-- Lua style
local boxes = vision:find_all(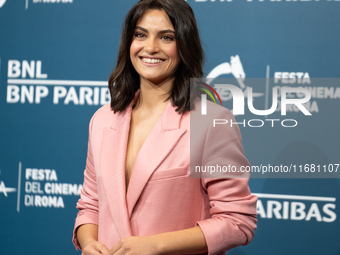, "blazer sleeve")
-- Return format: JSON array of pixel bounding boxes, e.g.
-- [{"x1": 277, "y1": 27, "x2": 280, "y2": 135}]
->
[
  {"x1": 72, "y1": 115, "x2": 99, "y2": 250},
  {"x1": 196, "y1": 107, "x2": 258, "y2": 255}
]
